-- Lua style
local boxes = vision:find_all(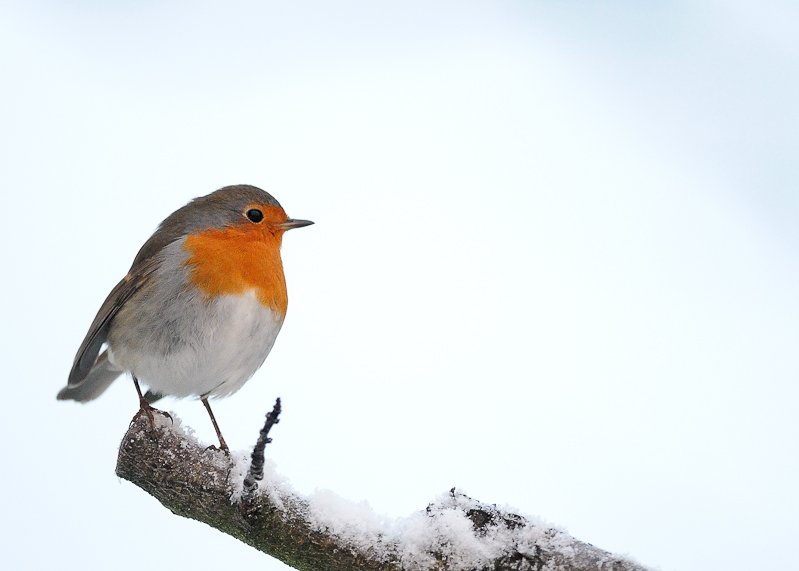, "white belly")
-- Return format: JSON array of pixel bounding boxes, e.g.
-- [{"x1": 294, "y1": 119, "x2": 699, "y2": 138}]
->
[{"x1": 108, "y1": 290, "x2": 284, "y2": 399}]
